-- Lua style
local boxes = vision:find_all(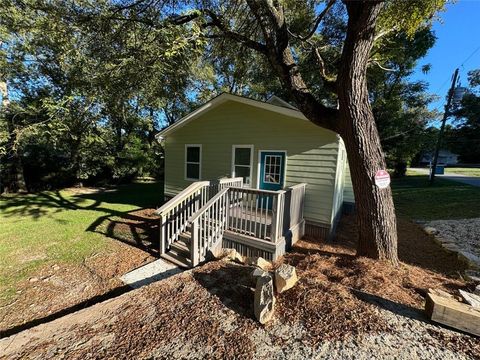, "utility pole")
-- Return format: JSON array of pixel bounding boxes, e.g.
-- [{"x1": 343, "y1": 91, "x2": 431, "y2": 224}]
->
[{"x1": 430, "y1": 68, "x2": 459, "y2": 185}]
